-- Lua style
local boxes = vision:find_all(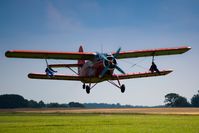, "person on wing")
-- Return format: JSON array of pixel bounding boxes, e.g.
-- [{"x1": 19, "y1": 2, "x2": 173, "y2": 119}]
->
[
  {"x1": 149, "y1": 61, "x2": 160, "y2": 74},
  {"x1": 45, "y1": 67, "x2": 57, "y2": 77}
]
